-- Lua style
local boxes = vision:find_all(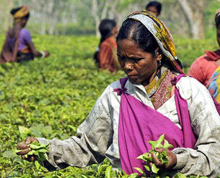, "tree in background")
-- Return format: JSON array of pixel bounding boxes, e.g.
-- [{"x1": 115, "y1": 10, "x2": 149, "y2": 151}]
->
[
  {"x1": 0, "y1": 0, "x2": 14, "y2": 32},
  {"x1": 177, "y1": 0, "x2": 204, "y2": 39},
  {"x1": 90, "y1": 0, "x2": 136, "y2": 37}
]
